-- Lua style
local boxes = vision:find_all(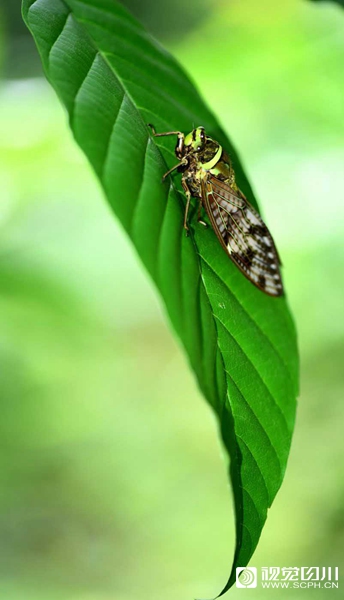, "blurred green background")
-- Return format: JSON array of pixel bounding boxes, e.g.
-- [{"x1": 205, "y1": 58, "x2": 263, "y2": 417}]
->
[{"x1": 0, "y1": 0, "x2": 343, "y2": 598}]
